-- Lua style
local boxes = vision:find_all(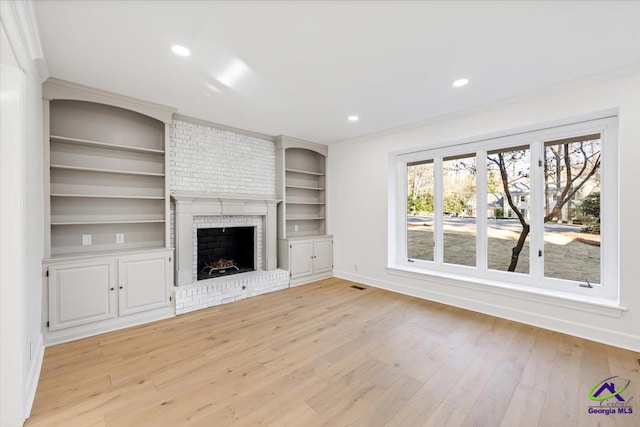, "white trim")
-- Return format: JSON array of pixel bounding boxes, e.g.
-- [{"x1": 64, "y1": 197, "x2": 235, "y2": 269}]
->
[
  {"x1": 24, "y1": 333, "x2": 43, "y2": 418},
  {"x1": 7, "y1": 0, "x2": 43, "y2": 60},
  {"x1": 385, "y1": 266, "x2": 624, "y2": 317},
  {"x1": 333, "y1": 270, "x2": 638, "y2": 352},
  {"x1": 0, "y1": 0, "x2": 49, "y2": 80},
  {"x1": 43, "y1": 306, "x2": 174, "y2": 346}
]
